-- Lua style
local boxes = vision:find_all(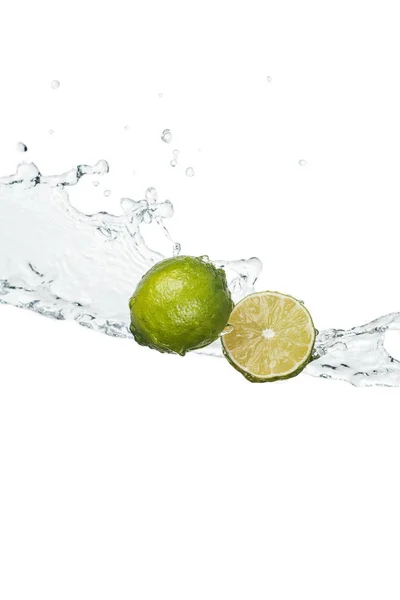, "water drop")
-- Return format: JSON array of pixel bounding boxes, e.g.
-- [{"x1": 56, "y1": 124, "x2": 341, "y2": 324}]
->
[
  {"x1": 220, "y1": 324, "x2": 234, "y2": 336},
  {"x1": 104, "y1": 189, "x2": 111, "y2": 197},
  {"x1": 161, "y1": 129, "x2": 172, "y2": 143},
  {"x1": 170, "y1": 159, "x2": 177, "y2": 167},
  {"x1": 15, "y1": 163, "x2": 40, "y2": 181},
  {"x1": 198, "y1": 148, "x2": 202, "y2": 153},
  {"x1": 158, "y1": 93, "x2": 163, "y2": 98},
  {"x1": 50, "y1": 80, "x2": 60, "y2": 90},
  {"x1": 186, "y1": 167, "x2": 194, "y2": 177},
  {"x1": 199, "y1": 255, "x2": 210, "y2": 263},
  {"x1": 94, "y1": 160, "x2": 109, "y2": 175},
  {"x1": 173, "y1": 242, "x2": 181, "y2": 256},
  {"x1": 16, "y1": 142, "x2": 27, "y2": 153},
  {"x1": 145, "y1": 187, "x2": 157, "y2": 203},
  {"x1": 266, "y1": 76, "x2": 272, "y2": 82},
  {"x1": 124, "y1": 125, "x2": 130, "y2": 131},
  {"x1": 49, "y1": 129, "x2": 54, "y2": 135},
  {"x1": 299, "y1": 159, "x2": 307, "y2": 166},
  {"x1": 120, "y1": 198, "x2": 135, "y2": 213},
  {"x1": 92, "y1": 181, "x2": 100, "y2": 187},
  {"x1": 173, "y1": 149, "x2": 179, "y2": 158},
  {"x1": 143, "y1": 211, "x2": 152, "y2": 224}
]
